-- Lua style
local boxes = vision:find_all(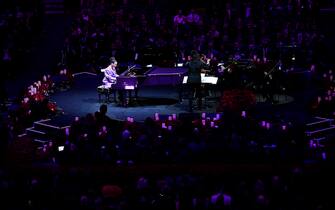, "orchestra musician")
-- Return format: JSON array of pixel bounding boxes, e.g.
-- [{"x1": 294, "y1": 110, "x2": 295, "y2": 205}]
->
[
  {"x1": 102, "y1": 57, "x2": 119, "y2": 88},
  {"x1": 184, "y1": 50, "x2": 210, "y2": 112}
]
